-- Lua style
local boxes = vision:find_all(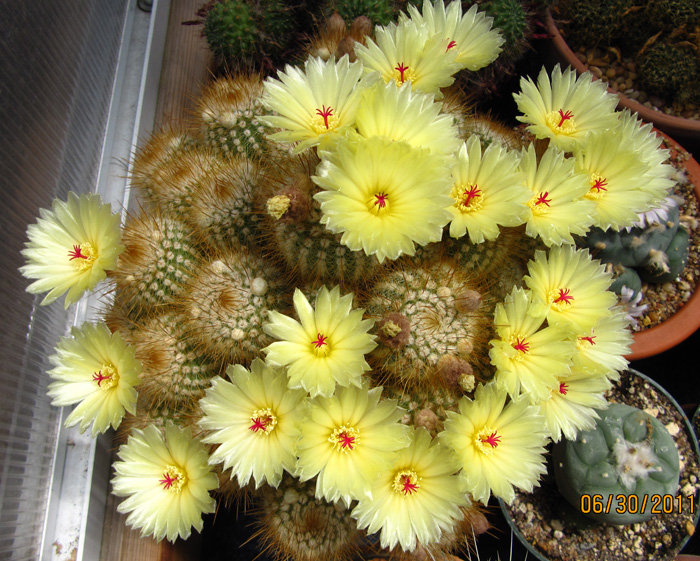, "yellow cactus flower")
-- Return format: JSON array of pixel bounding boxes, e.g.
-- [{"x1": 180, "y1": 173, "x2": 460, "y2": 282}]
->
[
  {"x1": 111, "y1": 424, "x2": 218, "y2": 542},
  {"x1": 489, "y1": 287, "x2": 575, "y2": 401},
  {"x1": 351, "y1": 427, "x2": 469, "y2": 551},
  {"x1": 313, "y1": 135, "x2": 452, "y2": 263},
  {"x1": 198, "y1": 359, "x2": 307, "y2": 488},
  {"x1": 519, "y1": 143, "x2": 595, "y2": 246},
  {"x1": 448, "y1": 135, "x2": 529, "y2": 242},
  {"x1": 296, "y1": 384, "x2": 411, "y2": 506},
  {"x1": 538, "y1": 368, "x2": 612, "y2": 442},
  {"x1": 355, "y1": 80, "x2": 461, "y2": 157},
  {"x1": 355, "y1": 19, "x2": 461, "y2": 97},
  {"x1": 47, "y1": 322, "x2": 140, "y2": 436},
  {"x1": 263, "y1": 286, "x2": 377, "y2": 397},
  {"x1": 513, "y1": 64, "x2": 619, "y2": 152},
  {"x1": 440, "y1": 382, "x2": 548, "y2": 504},
  {"x1": 260, "y1": 55, "x2": 368, "y2": 153},
  {"x1": 20, "y1": 192, "x2": 124, "y2": 307},
  {"x1": 524, "y1": 245, "x2": 617, "y2": 333},
  {"x1": 404, "y1": 0, "x2": 504, "y2": 71}
]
